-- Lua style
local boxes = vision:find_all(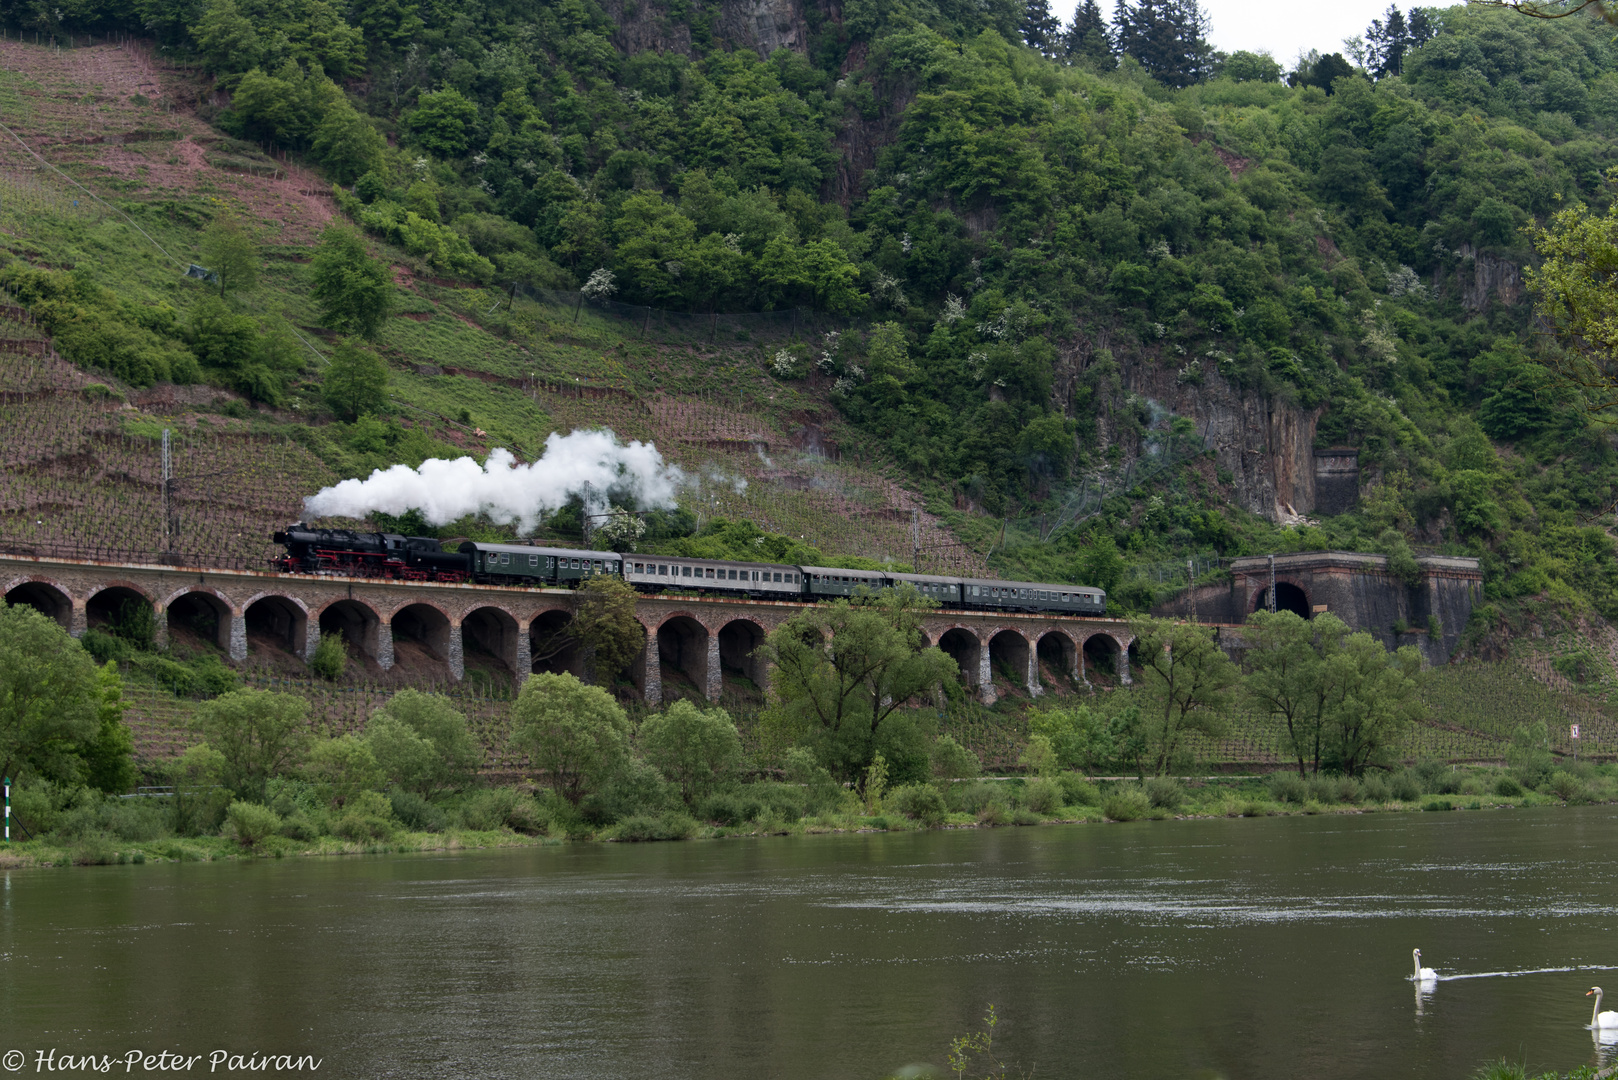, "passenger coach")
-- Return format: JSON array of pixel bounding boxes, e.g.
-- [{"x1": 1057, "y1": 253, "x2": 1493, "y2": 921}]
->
[
  {"x1": 961, "y1": 578, "x2": 1107, "y2": 615},
  {"x1": 624, "y1": 555, "x2": 804, "y2": 598},
  {"x1": 462, "y1": 543, "x2": 621, "y2": 586}
]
